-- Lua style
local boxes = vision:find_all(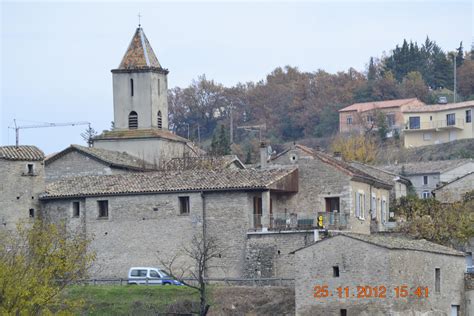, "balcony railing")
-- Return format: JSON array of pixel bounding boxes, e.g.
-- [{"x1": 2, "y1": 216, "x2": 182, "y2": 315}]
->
[
  {"x1": 405, "y1": 119, "x2": 464, "y2": 131},
  {"x1": 250, "y1": 212, "x2": 350, "y2": 232}
]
